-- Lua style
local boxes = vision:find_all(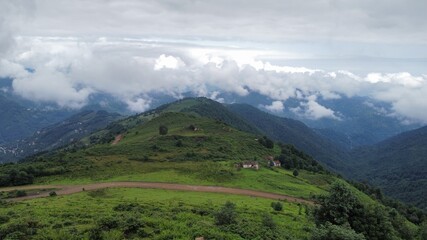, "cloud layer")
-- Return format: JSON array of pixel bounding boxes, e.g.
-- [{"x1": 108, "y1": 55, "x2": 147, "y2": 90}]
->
[
  {"x1": 0, "y1": 1, "x2": 426, "y2": 122},
  {"x1": 0, "y1": 37, "x2": 426, "y2": 123}
]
